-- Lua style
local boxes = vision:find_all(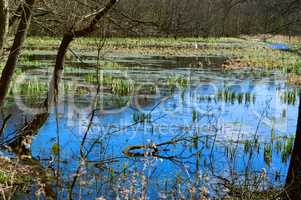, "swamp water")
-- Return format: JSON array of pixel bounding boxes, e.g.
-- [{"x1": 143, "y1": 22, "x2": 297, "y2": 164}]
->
[{"x1": 0, "y1": 55, "x2": 299, "y2": 199}]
